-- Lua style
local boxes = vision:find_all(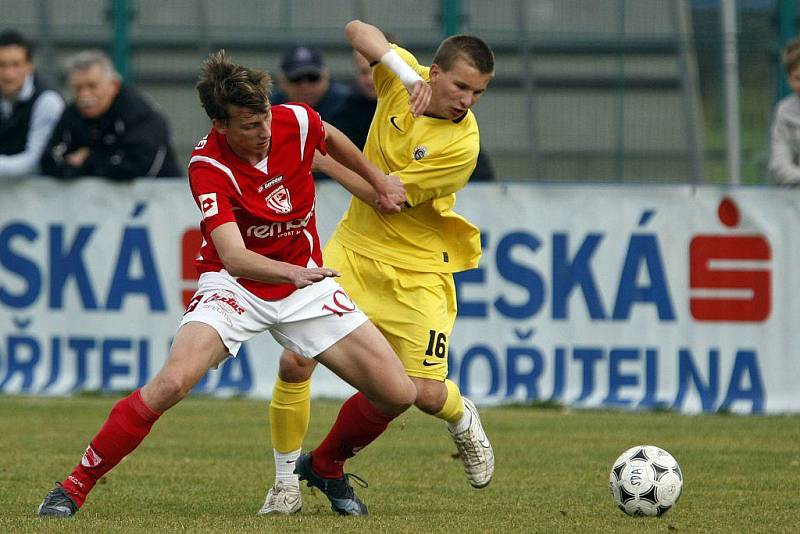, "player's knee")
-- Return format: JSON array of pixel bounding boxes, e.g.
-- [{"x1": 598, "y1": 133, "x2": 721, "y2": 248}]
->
[
  {"x1": 414, "y1": 397, "x2": 439, "y2": 414},
  {"x1": 414, "y1": 393, "x2": 444, "y2": 414},
  {"x1": 278, "y1": 351, "x2": 315, "y2": 382},
  {"x1": 371, "y1": 377, "x2": 415, "y2": 416},
  {"x1": 392, "y1": 377, "x2": 417, "y2": 412},
  {"x1": 150, "y1": 371, "x2": 192, "y2": 407},
  {"x1": 412, "y1": 380, "x2": 447, "y2": 415}
]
